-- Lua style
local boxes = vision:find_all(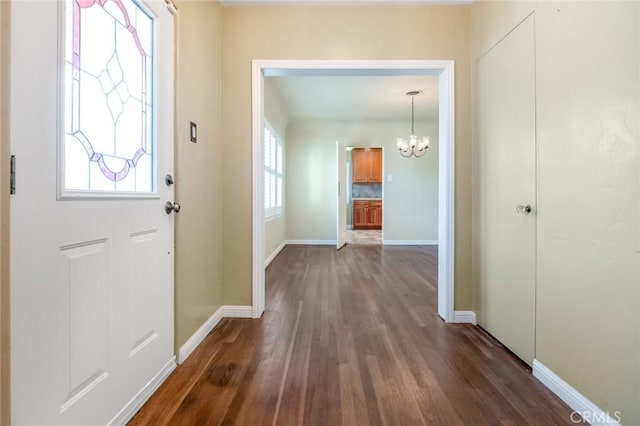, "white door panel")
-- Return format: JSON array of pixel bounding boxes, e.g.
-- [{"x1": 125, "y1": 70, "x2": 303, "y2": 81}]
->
[
  {"x1": 337, "y1": 141, "x2": 347, "y2": 249},
  {"x1": 476, "y1": 16, "x2": 536, "y2": 365},
  {"x1": 10, "y1": 0, "x2": 175, "y2": 424}
]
